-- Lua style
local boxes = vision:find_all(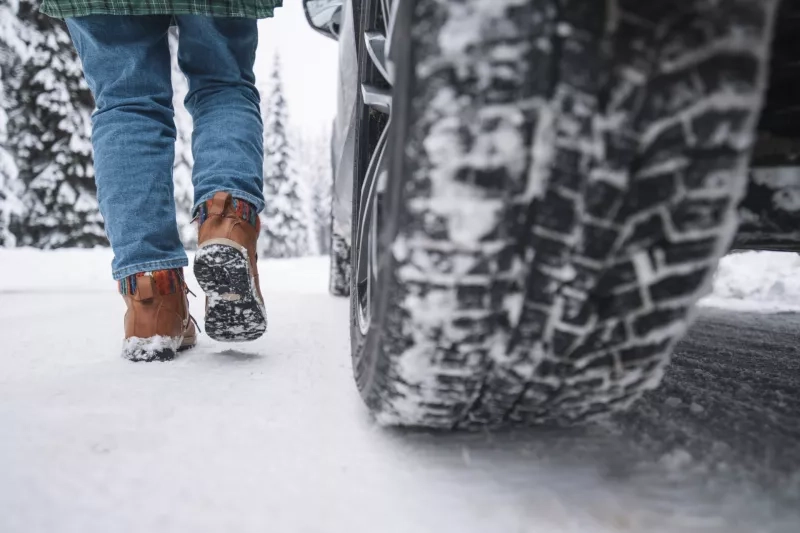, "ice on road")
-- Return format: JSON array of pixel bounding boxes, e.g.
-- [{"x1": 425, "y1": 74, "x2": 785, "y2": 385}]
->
[{"x1": 0, "y1": 250, "x2": 797, "y2": 533}]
